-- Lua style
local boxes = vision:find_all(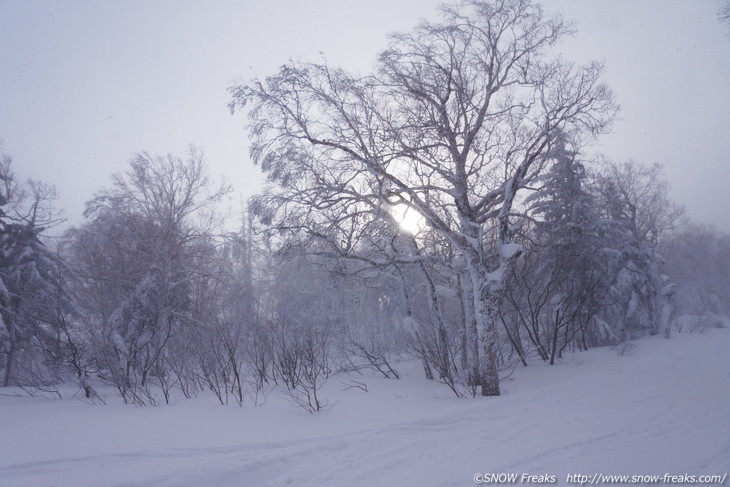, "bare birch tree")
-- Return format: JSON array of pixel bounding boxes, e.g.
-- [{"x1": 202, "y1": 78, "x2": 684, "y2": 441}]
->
[{"x1": 230, "y1": 0, "x2": 616, "y2": 395}]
